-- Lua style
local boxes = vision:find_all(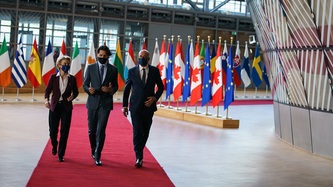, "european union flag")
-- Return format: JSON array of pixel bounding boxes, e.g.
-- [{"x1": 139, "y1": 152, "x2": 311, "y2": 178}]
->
[
  {"x1": 202, "y1": 43, "x2": 211, "y2": 106},
  {"x1": 224, "y1": 44, "x2": 234, "y2": 110},
  {"x1": 262, "y1": 63, "x2": 270, "y2": 88},
  {"x1": 182, "y1": 42, "x2": 191, "y2": 102},
  {"x1": 165, "y1": 42, "x2": 174, "y2": 100}
]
